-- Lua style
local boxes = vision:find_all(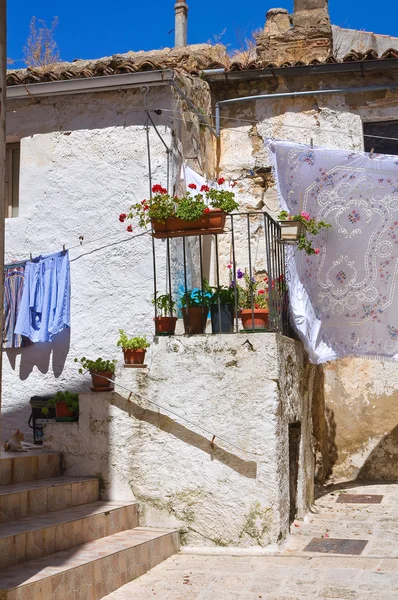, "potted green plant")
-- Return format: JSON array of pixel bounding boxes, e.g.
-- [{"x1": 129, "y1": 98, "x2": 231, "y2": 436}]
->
[
  {"x1": 116, "y1": 330, "x2": 150, "y2": 364},
  {"x1": 119, "y1": 179, "x2": 239, "y2": 238},
  {"x1": 278, "y1": 210, "x2": 331, "y2": 255},
  {"x1": 41, "y1": 391, "x2": 79, "y2": 422},
  {"x1": 210, "y1": 285, "x2": 236, "y2": 333},
  {"x1": 231, "y1": 269, "x2": 270, "y2": 330},
  {"x1": 74, "y1": 357, "x2": 117, "y2": 391},
  {"x1": 180, "y1": 283, "x2": 212, "y2": 334},
  {"x1": 153, "y1": 294, "x2": 177, "y2": 335}
]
